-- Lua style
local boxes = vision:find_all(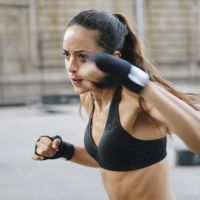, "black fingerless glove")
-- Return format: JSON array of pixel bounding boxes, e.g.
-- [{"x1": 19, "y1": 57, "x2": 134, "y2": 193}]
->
[
  {"x1": 35, "y1": 135, "x2": 75, "y2": 160},
  {"x1": 88, "y1": 53, "x2": 149, "y2": 93}
]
